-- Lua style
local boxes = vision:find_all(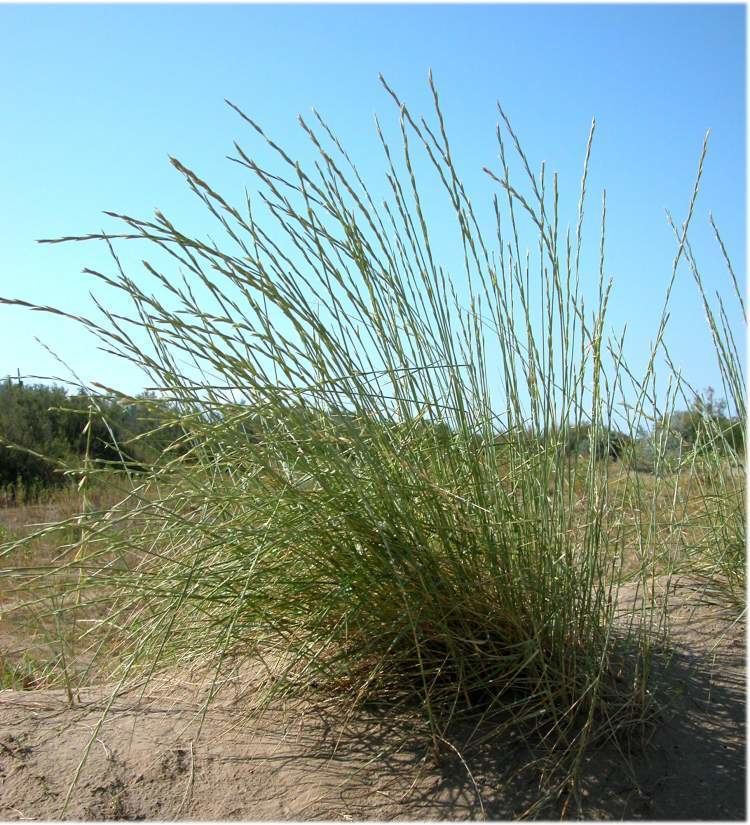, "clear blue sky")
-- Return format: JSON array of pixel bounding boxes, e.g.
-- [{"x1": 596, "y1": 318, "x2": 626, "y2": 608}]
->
[{"x1": 0, "y1": 3, "x2": 745, "y2": 416}]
